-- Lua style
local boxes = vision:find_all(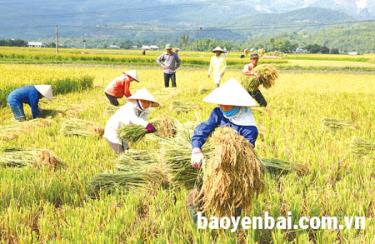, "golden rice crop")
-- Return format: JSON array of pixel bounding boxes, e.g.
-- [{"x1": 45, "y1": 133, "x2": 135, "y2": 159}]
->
[
  {"x1": 351, "y1": 137, "x2": 375, "y2": 156},
  {"x1": 60, "y1": 119, "x2": 104, "y2": 137},
  {"x1": 0, "y1": 148, "x2": 64, "y2": 169},
  {"x1": 241, "y1": 64, "x2": 278, "y2": 91},
  {"x1": 322, "y1": 118, "x2": 356, "y2": 130},
  {"x1": 196, "y1": 127, "x2": 264, "y2": 217},
  {"x1": 0, "y1": 118, "x2": 52, "y2": 142},
  {"x1": 152, "y1": 117, "x2": 178, "y2": 138}
]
